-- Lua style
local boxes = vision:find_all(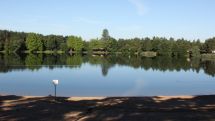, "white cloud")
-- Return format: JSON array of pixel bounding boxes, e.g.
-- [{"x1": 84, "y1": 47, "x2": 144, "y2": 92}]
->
[{"x1": 128, "y1": 0, "x2": 146, "y2": 16}]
